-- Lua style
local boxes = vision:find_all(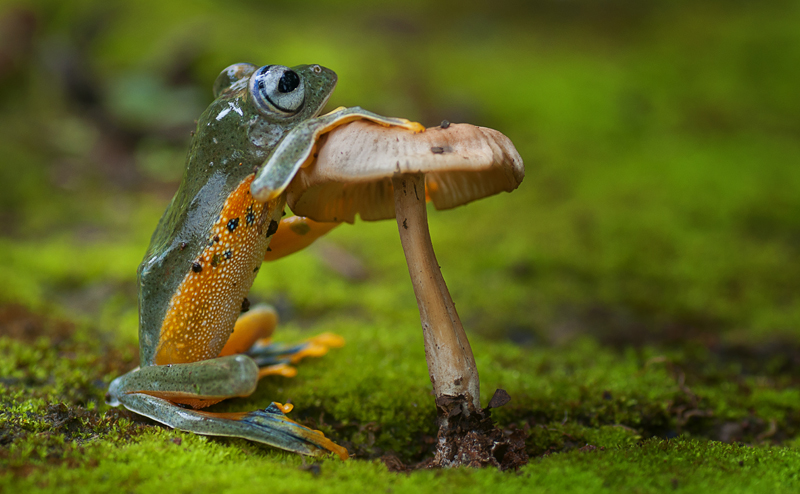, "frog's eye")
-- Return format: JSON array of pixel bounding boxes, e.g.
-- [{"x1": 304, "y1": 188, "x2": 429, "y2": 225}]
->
[{"x1": 250, "y1": 65, "x2": 305, "y2": 115}]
